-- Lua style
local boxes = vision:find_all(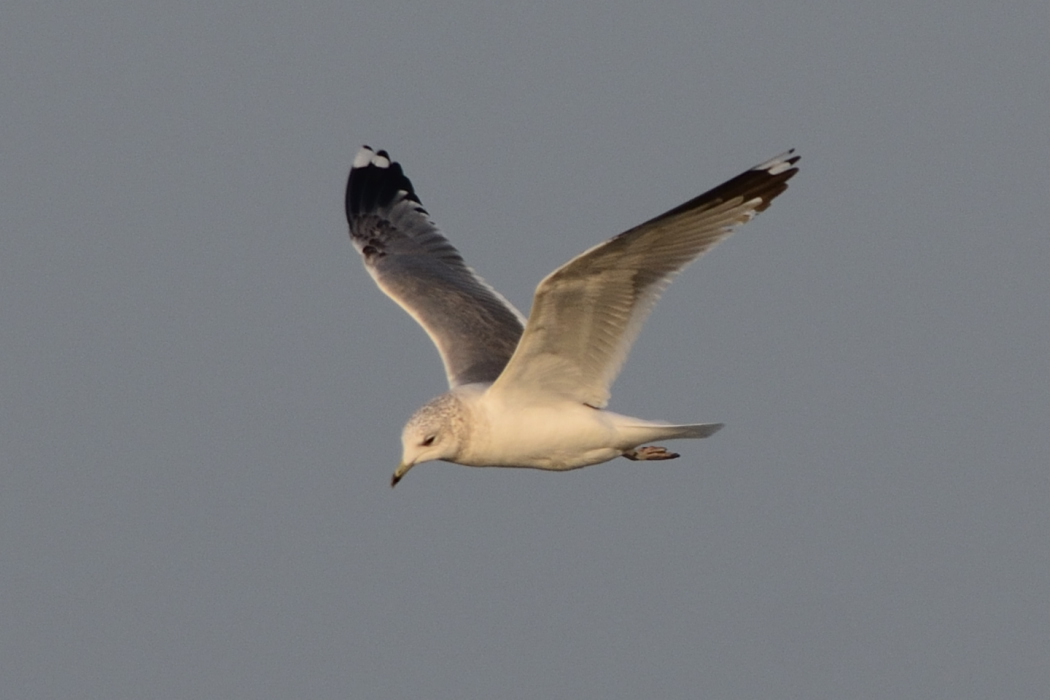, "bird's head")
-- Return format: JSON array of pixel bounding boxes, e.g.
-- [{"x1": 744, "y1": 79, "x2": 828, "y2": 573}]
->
[{"x1": 391, "y1": 393, "x2": 467, "y2": 487}]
